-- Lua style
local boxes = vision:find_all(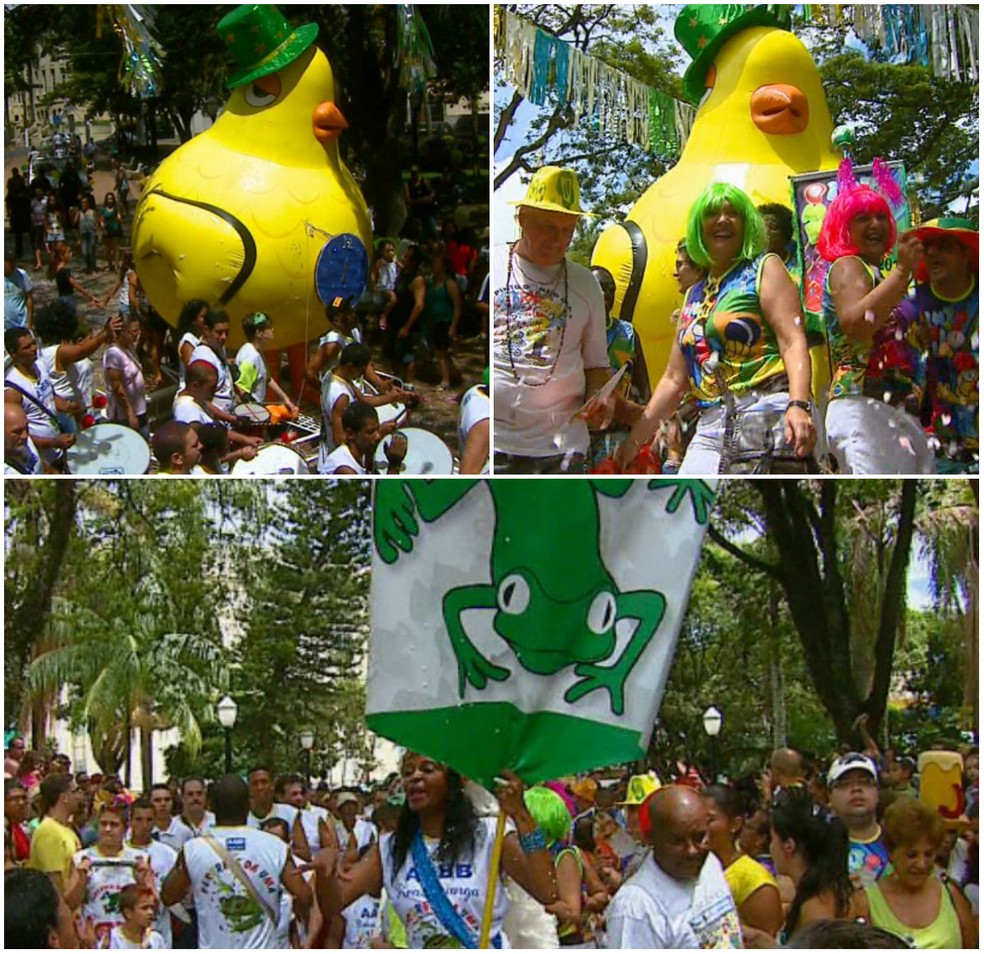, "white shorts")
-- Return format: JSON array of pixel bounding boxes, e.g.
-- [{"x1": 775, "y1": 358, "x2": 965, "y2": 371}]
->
[
  {"x1": 679, "y1": 390, "x2": 821, "y2": 476},
  {"x1": 825, "y1": 395, "x2": 936, "y2": 475}
]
